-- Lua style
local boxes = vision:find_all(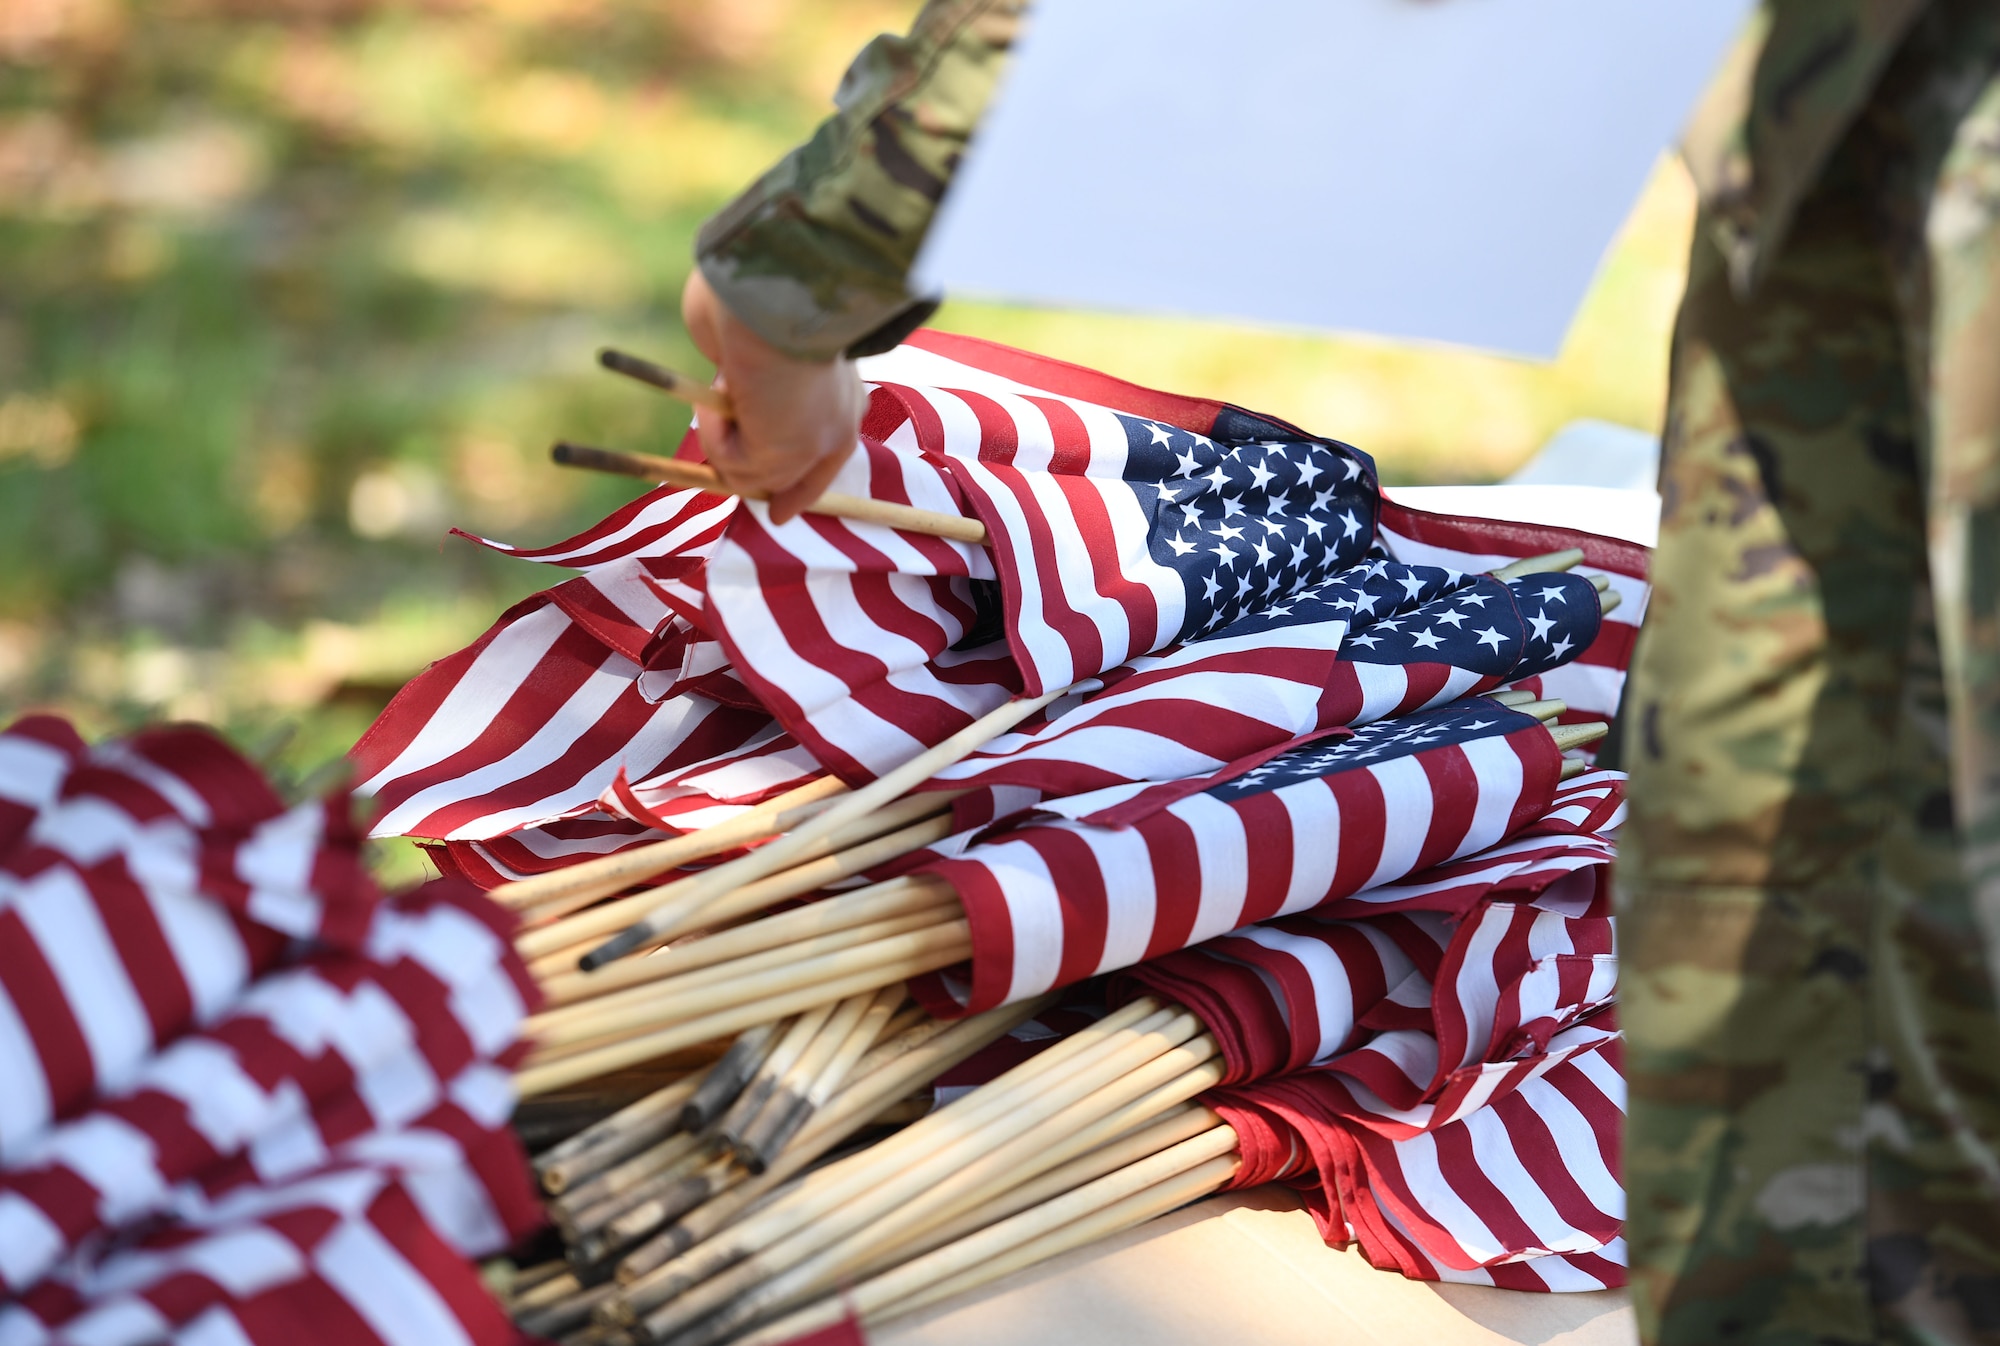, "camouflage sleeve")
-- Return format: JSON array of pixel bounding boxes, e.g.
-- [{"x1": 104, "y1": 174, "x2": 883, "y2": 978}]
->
[{"x1": 695, "y1": 0, "x2": 1026, "y2": 362}]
